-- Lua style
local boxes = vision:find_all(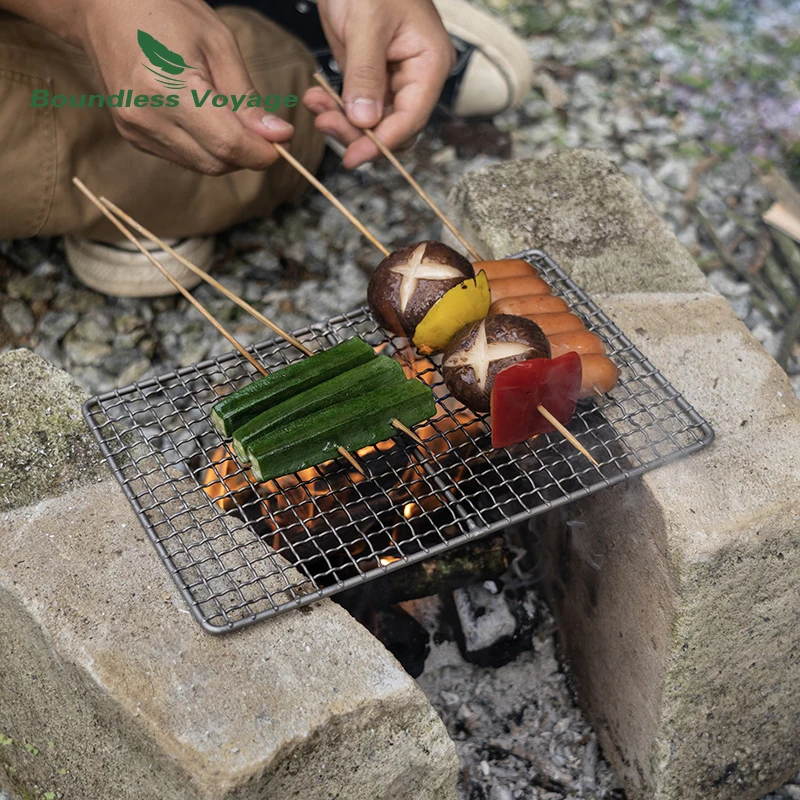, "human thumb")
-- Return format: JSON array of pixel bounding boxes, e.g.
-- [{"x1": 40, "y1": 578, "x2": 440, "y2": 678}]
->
[{"x1": 342, "y1": 21, "x2": 389, "y2": 129}]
